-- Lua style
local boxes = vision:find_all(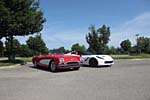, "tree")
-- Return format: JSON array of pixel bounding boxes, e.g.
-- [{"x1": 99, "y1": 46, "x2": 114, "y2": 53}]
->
[
  {"x1": 0, "y1": 41, "x2": 4, "y2": 56},
  {"x1": 86, "y1": 25, "x2": 100, "y2": 54},
  {"x1": 97, "y1": 25, "x2": 110, "y2": 45},
  {"x1": 120, "y1": 39, "x2": 131, "y2": 53},
  {"x1": 5, "y1": 38, "x2": 21, "y2": 57},
  {"x1": 109, "y1": 46, "x2": 117, "y2": 55},
  {"x1": 0, "y1": 0, "x2": 46, "y2": 61},
  {"x1": 136, "y1": 37, "x2": 150, "y2": 54},
  {"x1": 26, "y1": 35, "x2": 48, "y2": 55},
  {"x1": 116, "y1": 47, "x2": 124, "y2": 54},
  {"x1": 19, "y1": 44, "x2": 33, "y2": 57},
  {"x1": 86, "y1": 25, "x2": 111, "y2": 54},
  {"x1": 71, "y1": 43, "x2": 86, "y2": 52},
  {"x1": 59, "y1": 47, "x2": 70, "y2": 54}
]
